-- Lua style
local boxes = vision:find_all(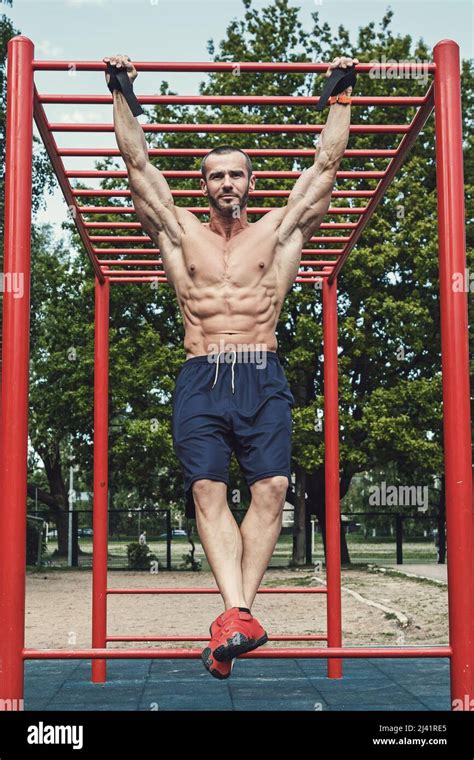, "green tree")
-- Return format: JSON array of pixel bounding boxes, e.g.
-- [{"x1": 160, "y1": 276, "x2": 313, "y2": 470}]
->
[
  {"x1": 7, "y1": 0, "x2": 472, "y2": 566},
  {"x1": 0, "y1": 0, "x2": 55, "y2": 242}
]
